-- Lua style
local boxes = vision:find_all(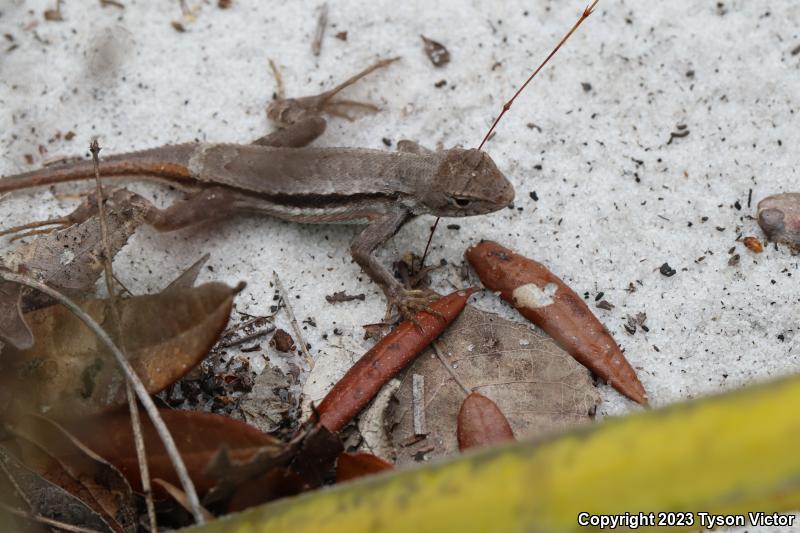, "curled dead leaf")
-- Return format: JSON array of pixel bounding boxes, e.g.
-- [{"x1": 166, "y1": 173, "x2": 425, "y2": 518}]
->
[
  {"x1": 65, "y1": 409, "x2": 284, "y2": 499},
  {"x1": 0, "y1": 283, "x2": 237, "y2": 419}
]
